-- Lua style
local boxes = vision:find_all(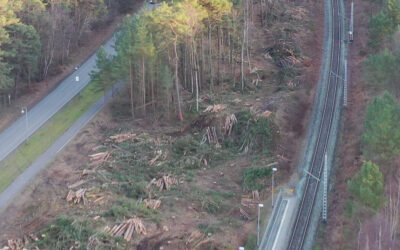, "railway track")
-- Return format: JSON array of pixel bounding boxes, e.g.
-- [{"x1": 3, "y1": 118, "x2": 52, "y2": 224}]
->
[{"x1": 287, "y1": 0, "x2": 343, "y2": 249}]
